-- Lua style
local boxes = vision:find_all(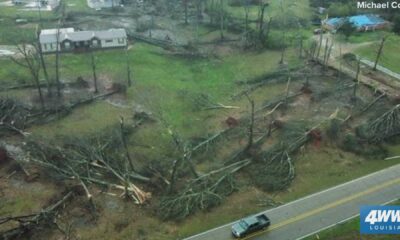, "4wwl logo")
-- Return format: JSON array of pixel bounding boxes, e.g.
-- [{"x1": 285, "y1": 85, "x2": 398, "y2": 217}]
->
[{"x1": 360, "y1": 206, "x2": 400, "y2": 234}]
